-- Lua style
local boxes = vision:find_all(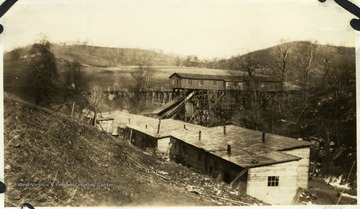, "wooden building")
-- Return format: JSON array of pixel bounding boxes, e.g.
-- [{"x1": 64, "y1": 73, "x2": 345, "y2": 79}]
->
[
  {"x1": 169, "y1": 73, "x2": 282, "y2": 92},
  {"x1": 169, "y1": 125, "x2": 311, "y2": 205},
  {"x1": 96, "y1": 117, "x2": 115, "y2": 134},
  {"x1": 101, "y1": 110, "x2": 310, "y2": 205},
  {"x1": 169, "y1": 73, "x2": 227, "y2": 91}
]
